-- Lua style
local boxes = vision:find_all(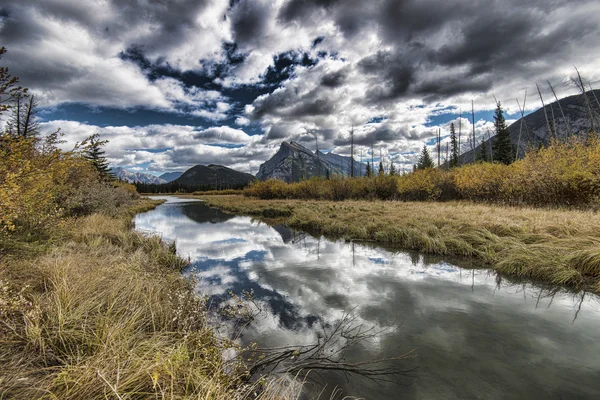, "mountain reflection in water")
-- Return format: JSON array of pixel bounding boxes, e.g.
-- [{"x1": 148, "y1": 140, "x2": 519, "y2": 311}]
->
[{"x1": 135, "y1": 197, "x2": 600, "y2": 399}]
